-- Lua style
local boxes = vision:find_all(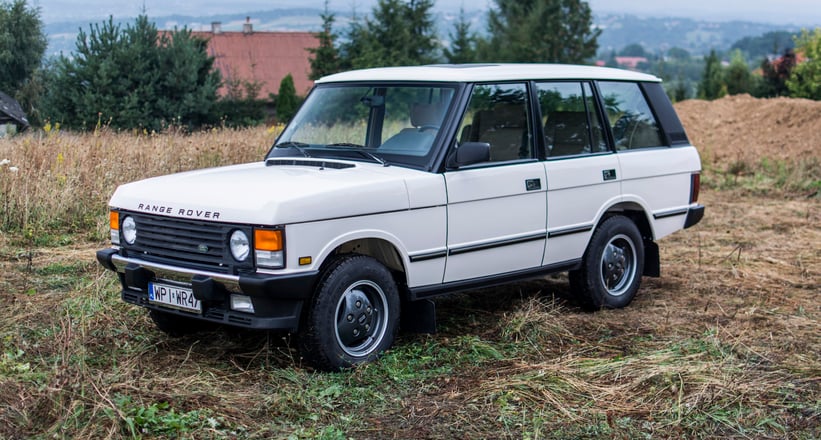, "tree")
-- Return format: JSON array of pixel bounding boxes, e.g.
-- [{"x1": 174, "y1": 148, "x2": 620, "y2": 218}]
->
[
  {"x1": 667, "y1": 47, "x2": 691, "y2": 61},
  {"x1": 41, "y1": 15, "x2": 221, "y2": 131},
  {"x1": 697, "y1": 50, "x2": 726, "y2": 100},
  {"x1": 620, "y1": 43, "x2": 647, "y2": 57},
  {"x1": 724, "y1": 49, "x2": 752, "y2": 95},
  {"x1": 480, "y1": 0, "x2": 600, "y2": 63},
  {"x1": 276, "y1": 74, "x2": 299, "y2": 122},
  {"x1": 787, "y1": 28, "x2": 821, "y2": 100},
  {"x1": 338, "y1": 0, "x2": 439, "y2": 69},
  {"x1": 731, "y1": 31, "x2": 796, "y2": 60},
  {"x1": 0, "y1": 0, "x2": 47, "y2": 115},
  {"x1": 443, "y1": 7, "x2": 477, "y2": 63},
  {"x1": 308, "y1": 0, "x2": 341, "y2": 80},
  {"x1": 757, "y1": 48, "x2": 796, "y2": 98}
]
